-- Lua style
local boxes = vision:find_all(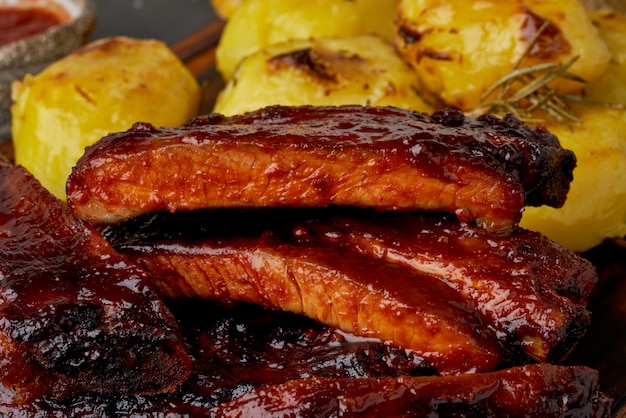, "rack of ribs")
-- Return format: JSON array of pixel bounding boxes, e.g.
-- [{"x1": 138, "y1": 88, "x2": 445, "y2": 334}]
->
[
  {"x1": 66, "y1": 105, "x2": 576, "y2": 234},
  {"x1": 0, "y1": 158, "x2": 191, "y2": 404},
  {"x1": 293, "y1": 209, "x2": 595, "y2": 361},
  {"x1": 104, "y1": 207, "x2": 595, "y2": 367},
  {"x1": 17, "y1": 103, "x2": 605, "y2": 414},
  {"x1": 0, "y1": 300, "x2": 612, "y2": 416},
  {"x1": 125, "y1": 235, "x2": 503, "y2": 373},
  {"x1": 0, "y1": 300, "x2": 435, "y2": 415}
]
